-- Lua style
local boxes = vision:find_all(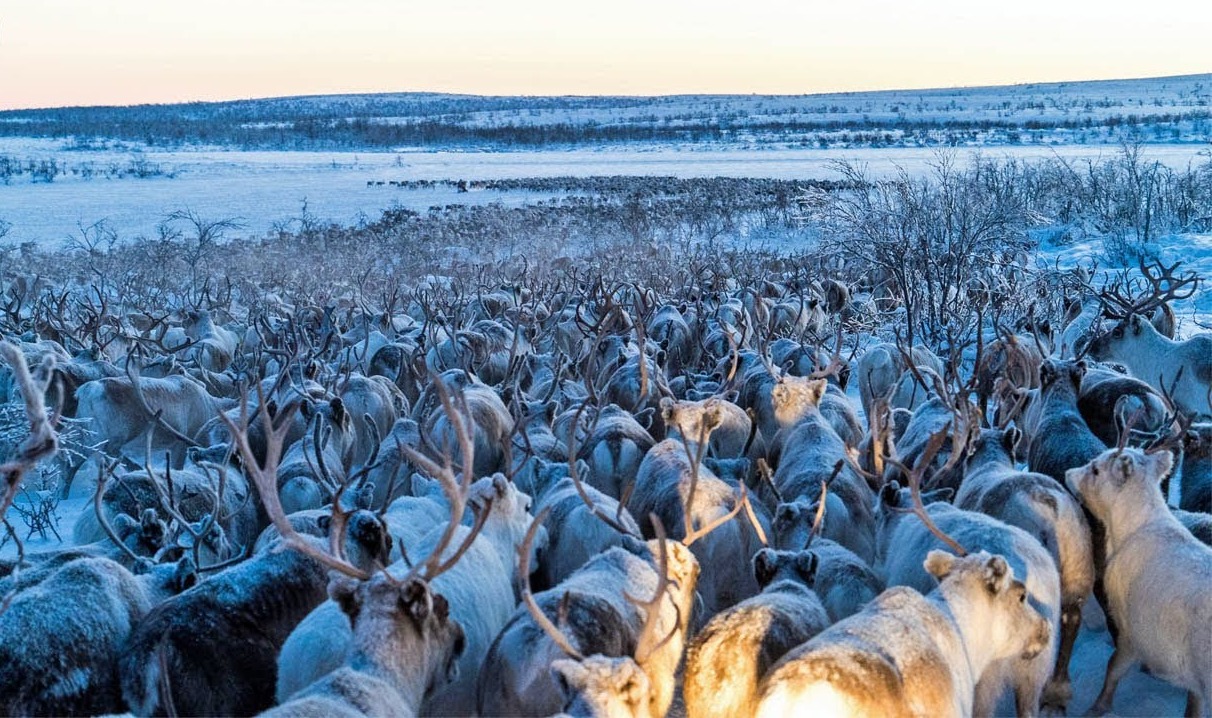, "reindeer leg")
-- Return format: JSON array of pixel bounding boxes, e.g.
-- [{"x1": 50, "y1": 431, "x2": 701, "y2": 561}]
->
[
  {"x1": 1088, "y1": 645, "x2": 1135, "y2": 716},
  {"x1": 1184, "y1": 691, "x2": 1202, "y2": 718},
  {"x1": 1042, "y1": 601, "x2": 1081, "y2": 712}
]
